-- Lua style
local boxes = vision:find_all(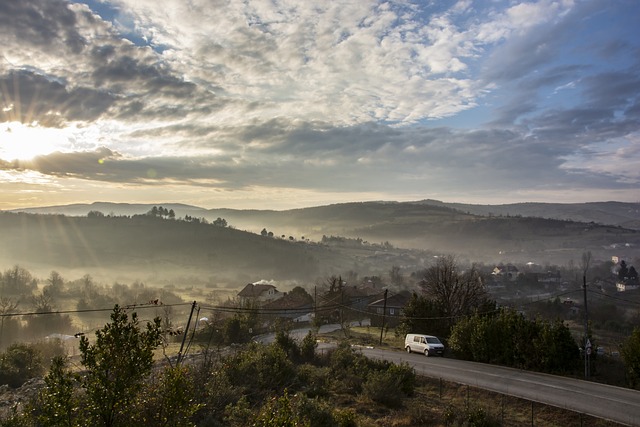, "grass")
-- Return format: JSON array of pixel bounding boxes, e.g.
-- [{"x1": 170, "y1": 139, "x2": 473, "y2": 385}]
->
[
  {"x1": 315, "y1": 325, "x2": 627, "y2": 426},
  {"x1": 332, "y1": 375, "x2": 624, "y2": 426}
]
